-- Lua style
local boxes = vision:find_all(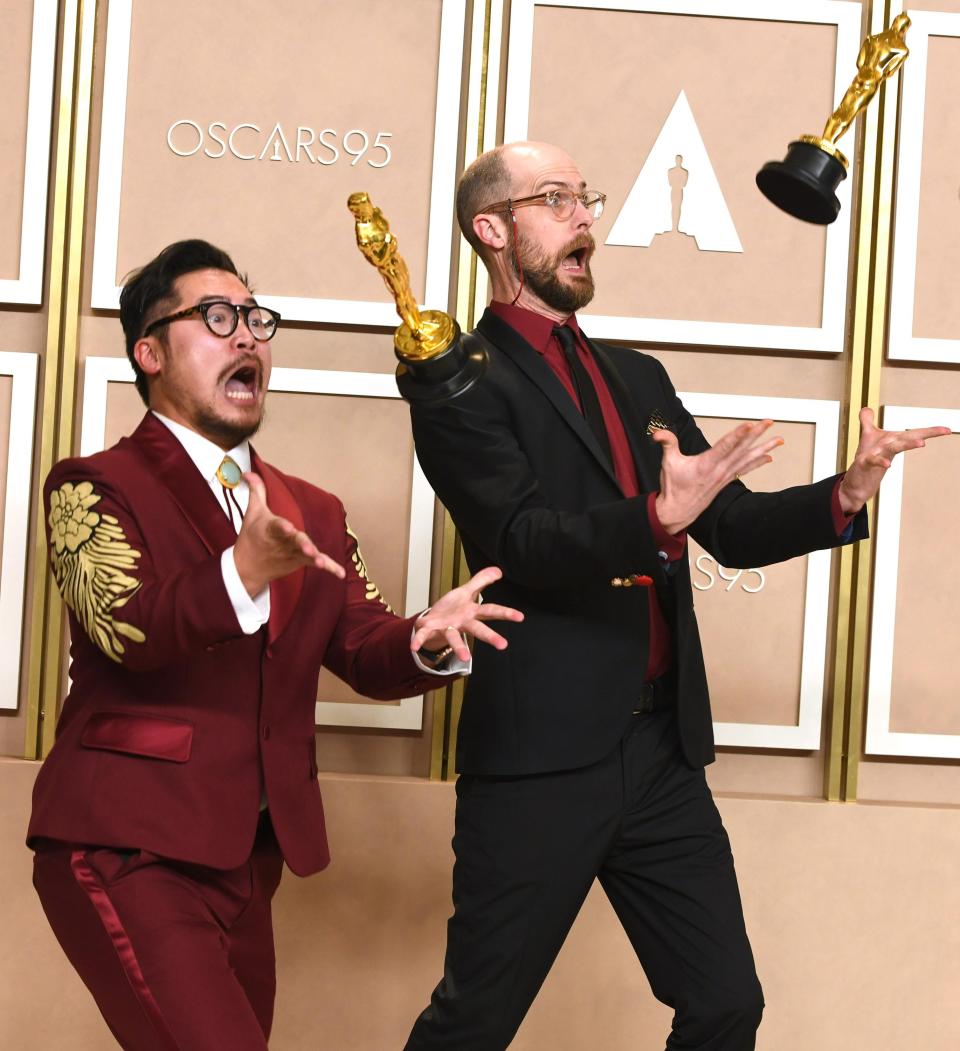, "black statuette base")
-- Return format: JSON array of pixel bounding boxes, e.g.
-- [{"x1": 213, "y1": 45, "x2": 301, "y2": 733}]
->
[
  {"x1": 394, "y1": 323, "x2": 488, "y2": 404},
  {"x1": 756, "y1": 140, "x2": 847, "y2": 225}
]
